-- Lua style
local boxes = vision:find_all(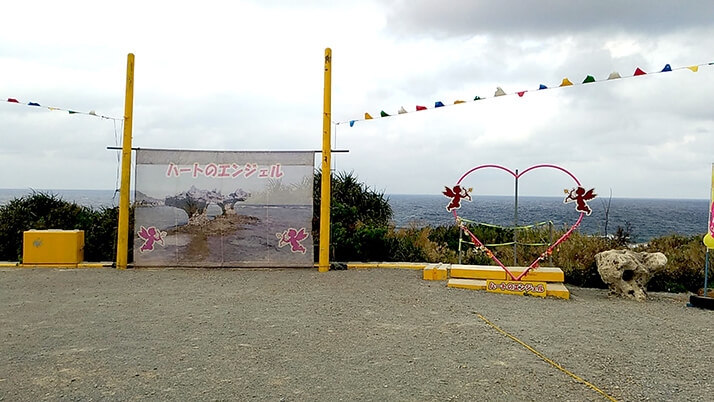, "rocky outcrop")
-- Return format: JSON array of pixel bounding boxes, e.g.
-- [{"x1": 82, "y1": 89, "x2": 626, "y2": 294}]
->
[
  {"x1": 595, "y1": 250, "x2": 667, "y2": 301},
  {"x1": 164, "y1": 186, "x2": 251, "y2": 216}
]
